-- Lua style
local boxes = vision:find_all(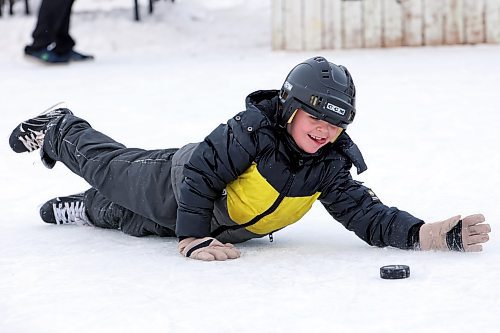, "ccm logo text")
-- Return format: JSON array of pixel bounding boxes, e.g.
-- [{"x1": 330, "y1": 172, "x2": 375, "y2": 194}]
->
[{"x1": 326, "y1": 103, "x2": 346, "y2": 115}]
